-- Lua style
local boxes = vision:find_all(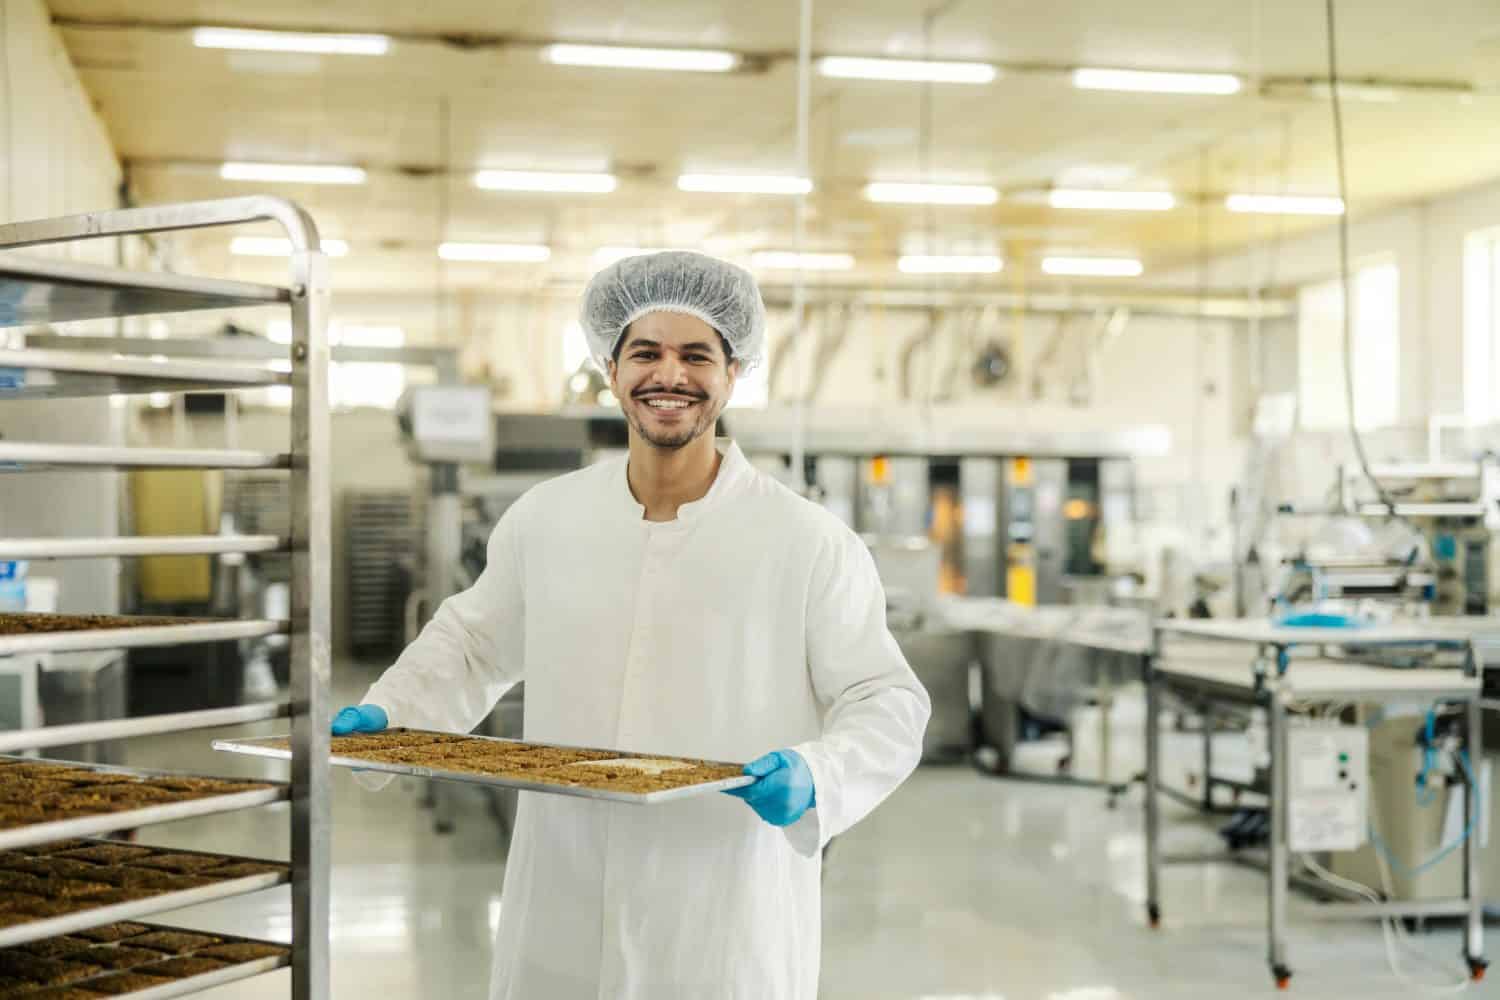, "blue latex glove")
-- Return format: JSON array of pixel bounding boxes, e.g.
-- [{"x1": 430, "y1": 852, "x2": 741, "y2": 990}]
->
[
  {"x1": 723, "y1": 749, "x2": 815, "y2": 827},
  {"x1": 331, "y1": 704, "x2": 388, "y2": 735}
]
